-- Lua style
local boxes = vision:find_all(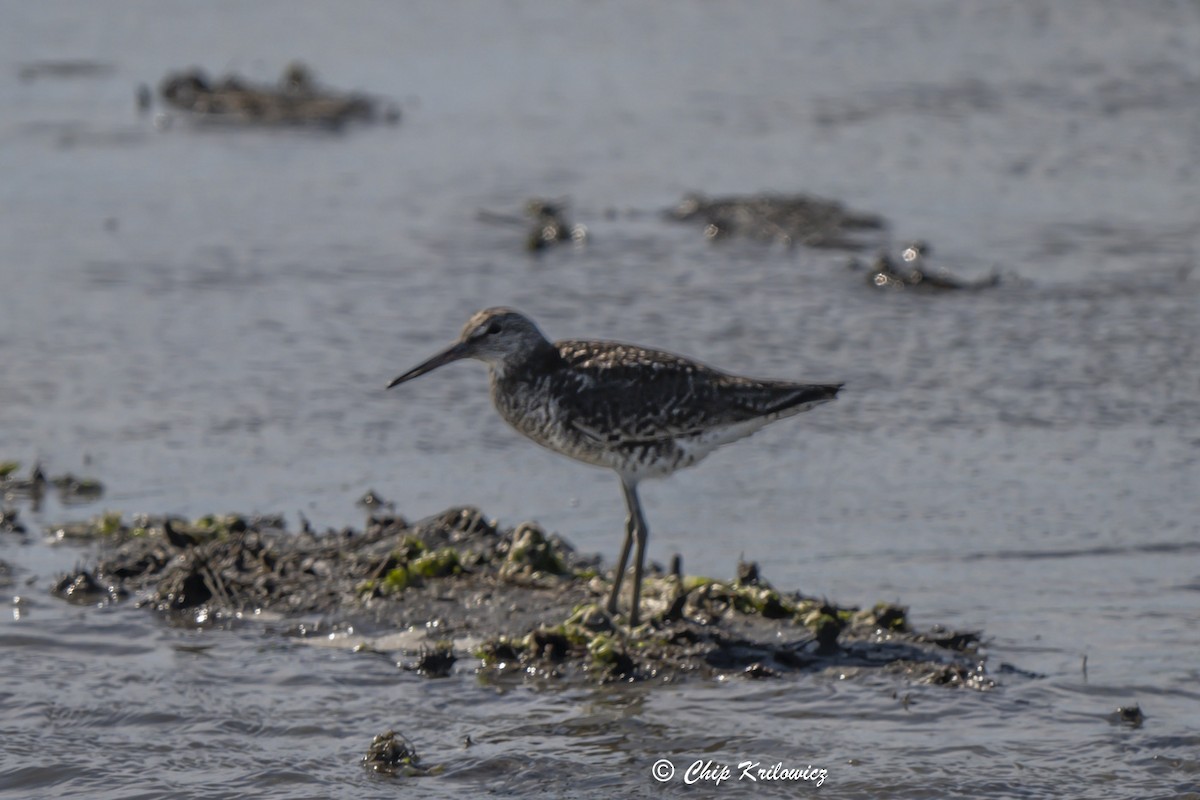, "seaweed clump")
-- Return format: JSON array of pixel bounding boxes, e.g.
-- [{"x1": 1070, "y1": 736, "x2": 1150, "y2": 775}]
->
[
  {"x1": 668, "y1": 191, "x2": 885, "y2": 249},
  {"x1": 473, "y1": 572, "x2": 991, "y2": 687},
  {"x1": 157, "y1": 62, "x2": 399, "y2": 129},
  {"x1": 47, "y1": 505, "x2": 998, "y2": 688},
  {"x1": 362, "y1": 730, "x2": 440, "y2": 777}
]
